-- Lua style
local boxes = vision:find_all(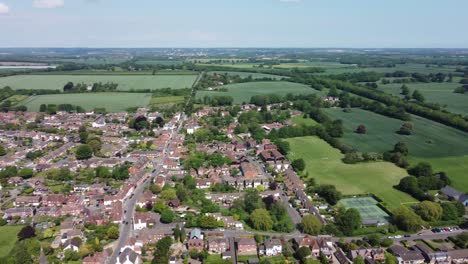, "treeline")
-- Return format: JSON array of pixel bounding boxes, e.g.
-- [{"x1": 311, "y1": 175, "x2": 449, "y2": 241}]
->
[
  {"x1": 152, "y1": 88, "x2": 191, "y2": 97},
  {"x1": 63, "y1": 81, "x2": 118, "y2": 92},
  {"x1": 195, "y1": 72, "x2": 279, "y2": 90},
  {"x1": 323, "y1": 78, "x2": 468, "y2": 132},
  {"x1": 39, "y1": 104, "x2": 86, "y2": 114}
]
